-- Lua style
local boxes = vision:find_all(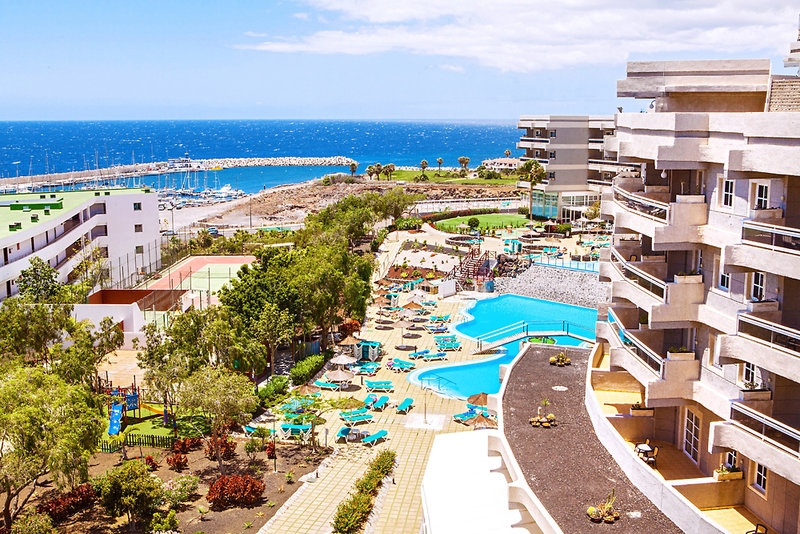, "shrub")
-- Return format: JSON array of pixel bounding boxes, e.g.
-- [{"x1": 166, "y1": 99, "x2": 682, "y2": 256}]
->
[
  {"x1": 172, "y1": 437, "x2": 202, "y2": 454},
  {"x1": 166, "y1": 453, "x2": 188, "y2": 471},
  {"x1": 244, "y1": 439, "x2": 260, "y2": 461},
  {"x1": 206, "y1": 474, "x2": 265, "y2": 508},
  {"x1": 144, "y1": 456, "x2": 158, "y2": 471},
  {"x1": 150, "y1": 509, "x2": 179, "y2": 532},
  {"x1": 36, "y1": 482, "x2": 96, "y2": 522},
  {"x1": 518, "y1": 206, "x2": 530, "y2": 216},
  {"x1": 354, "y1": 470, "x2": 383, "y2": 496},
  {"x1": 410, "y1": 269, "x2": 421, "y2": 278},
  {"x1": 96, "y1": 460, "x2": 164, "y2": 524},
  {"x1": 290, "y1": 349, "x2": 333, "y2": 385},
  {"x1": 332, "y1": 492, "x2": 373, "y2": 533},
  {"x1": 10, "y1": 512, "x2": 57, "y2": 534},
  {"x1": 553, "y1": 223, "x2": 572, "y2": 234},
  {"x1": 163, "y1": 474, "x2": 199, "y2": 507},
  {"x1": 265, "y1": 441, "x2": 277, "y2": 460},
  {"x1": 205, "y1": 436, "x2": 237, "y2": 460},
  {"x1": 257, "y1": 375, "x2": 290, "y2": 408},
  {"x1": 396, "y1": 217, "x2": 422, "y2": 230},
  {"x1": 371, "y1": 450, "x2": 397, "y2": 478},
  {"x1": 467, "y1": 217, "x2": 480, "y2": 229}
]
